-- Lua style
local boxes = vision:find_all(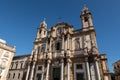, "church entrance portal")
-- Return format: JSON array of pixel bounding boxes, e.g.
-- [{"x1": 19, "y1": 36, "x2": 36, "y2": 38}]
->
[{"x1": 52, "y1": 67, "x2": 61, "y2": 80}]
